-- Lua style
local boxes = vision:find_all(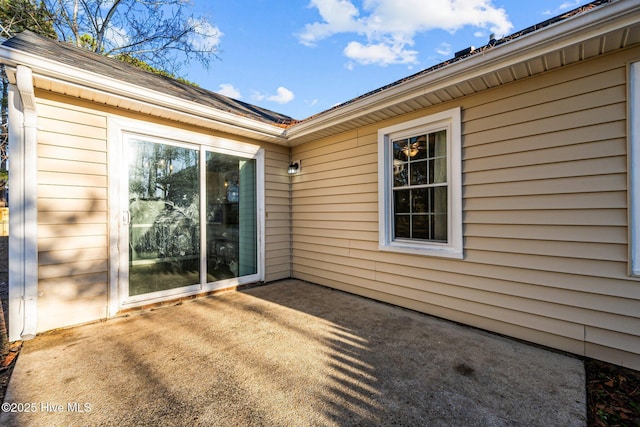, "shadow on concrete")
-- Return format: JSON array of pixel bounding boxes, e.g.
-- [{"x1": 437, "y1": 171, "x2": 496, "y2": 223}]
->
[
  {"x1": 0, "y1": 280, "x2": 585, "y2": 426},
  {"x1": 245, "y1": 280, "x2": 586, "y2": 425}
]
